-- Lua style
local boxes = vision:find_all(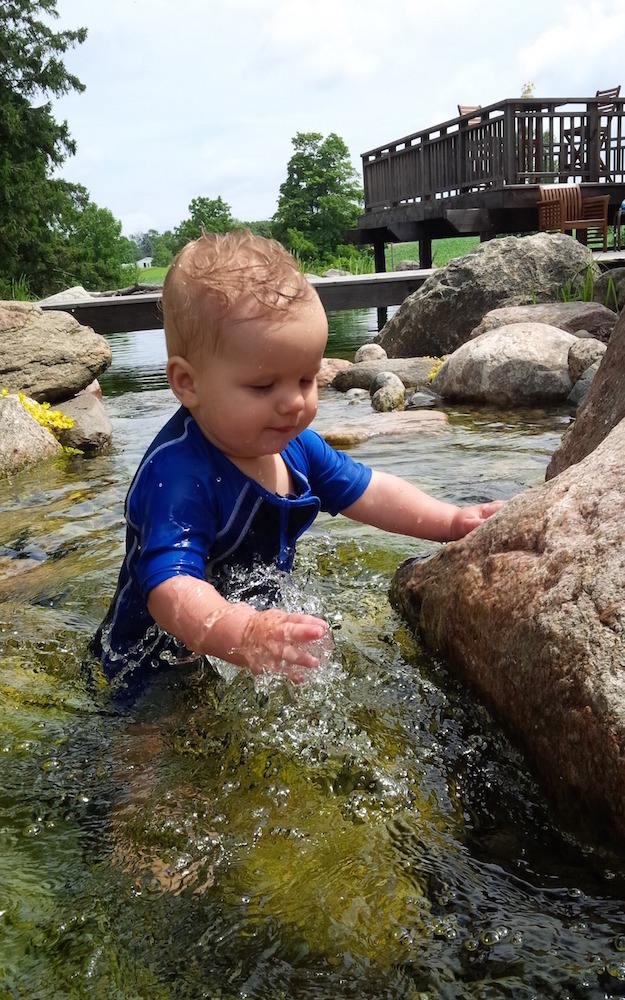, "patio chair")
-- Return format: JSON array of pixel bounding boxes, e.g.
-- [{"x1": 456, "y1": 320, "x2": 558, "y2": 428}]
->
[
  {"x1": 561, "y1": 86, "x2": 620, "y2": 179},
  {"x1": 458, "y1": 105, "x2": 481, "y2": 125},
  {"x1": 537, "y1": 183, "x2": 609, "y2": 251}
]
